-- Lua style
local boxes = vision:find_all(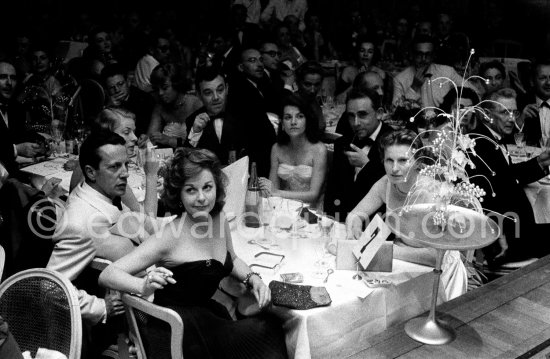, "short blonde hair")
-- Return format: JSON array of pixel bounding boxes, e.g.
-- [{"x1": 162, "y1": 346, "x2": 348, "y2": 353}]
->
[{"x1": 95, "y1": 107, "x2": 136, "y2": 131}]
